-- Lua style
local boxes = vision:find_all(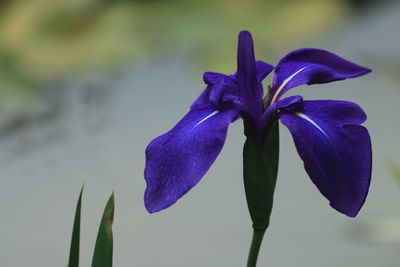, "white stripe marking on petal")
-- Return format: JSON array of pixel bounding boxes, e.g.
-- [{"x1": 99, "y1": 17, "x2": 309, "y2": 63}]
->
[
  {"x1": 295, "y1": 112, "x2": 329, "y2": 137},
  {"x1": 271, "y1": 66, "x2": 308, "y2": 104},
  {"x1": 193, "y1": 110, "x2": 220, "y2": 129}
]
